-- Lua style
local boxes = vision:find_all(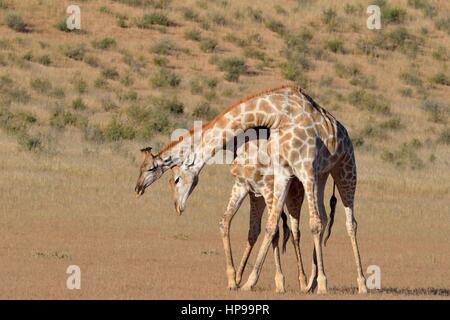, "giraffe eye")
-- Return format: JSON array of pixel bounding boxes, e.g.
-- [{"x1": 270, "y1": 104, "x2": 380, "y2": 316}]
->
[
  {"x1": 174, "y1": 176, "x2": 181, "y2": 184},
  {"x1": 147, "y1": 165, "x2": 156, "y2": 172}
]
